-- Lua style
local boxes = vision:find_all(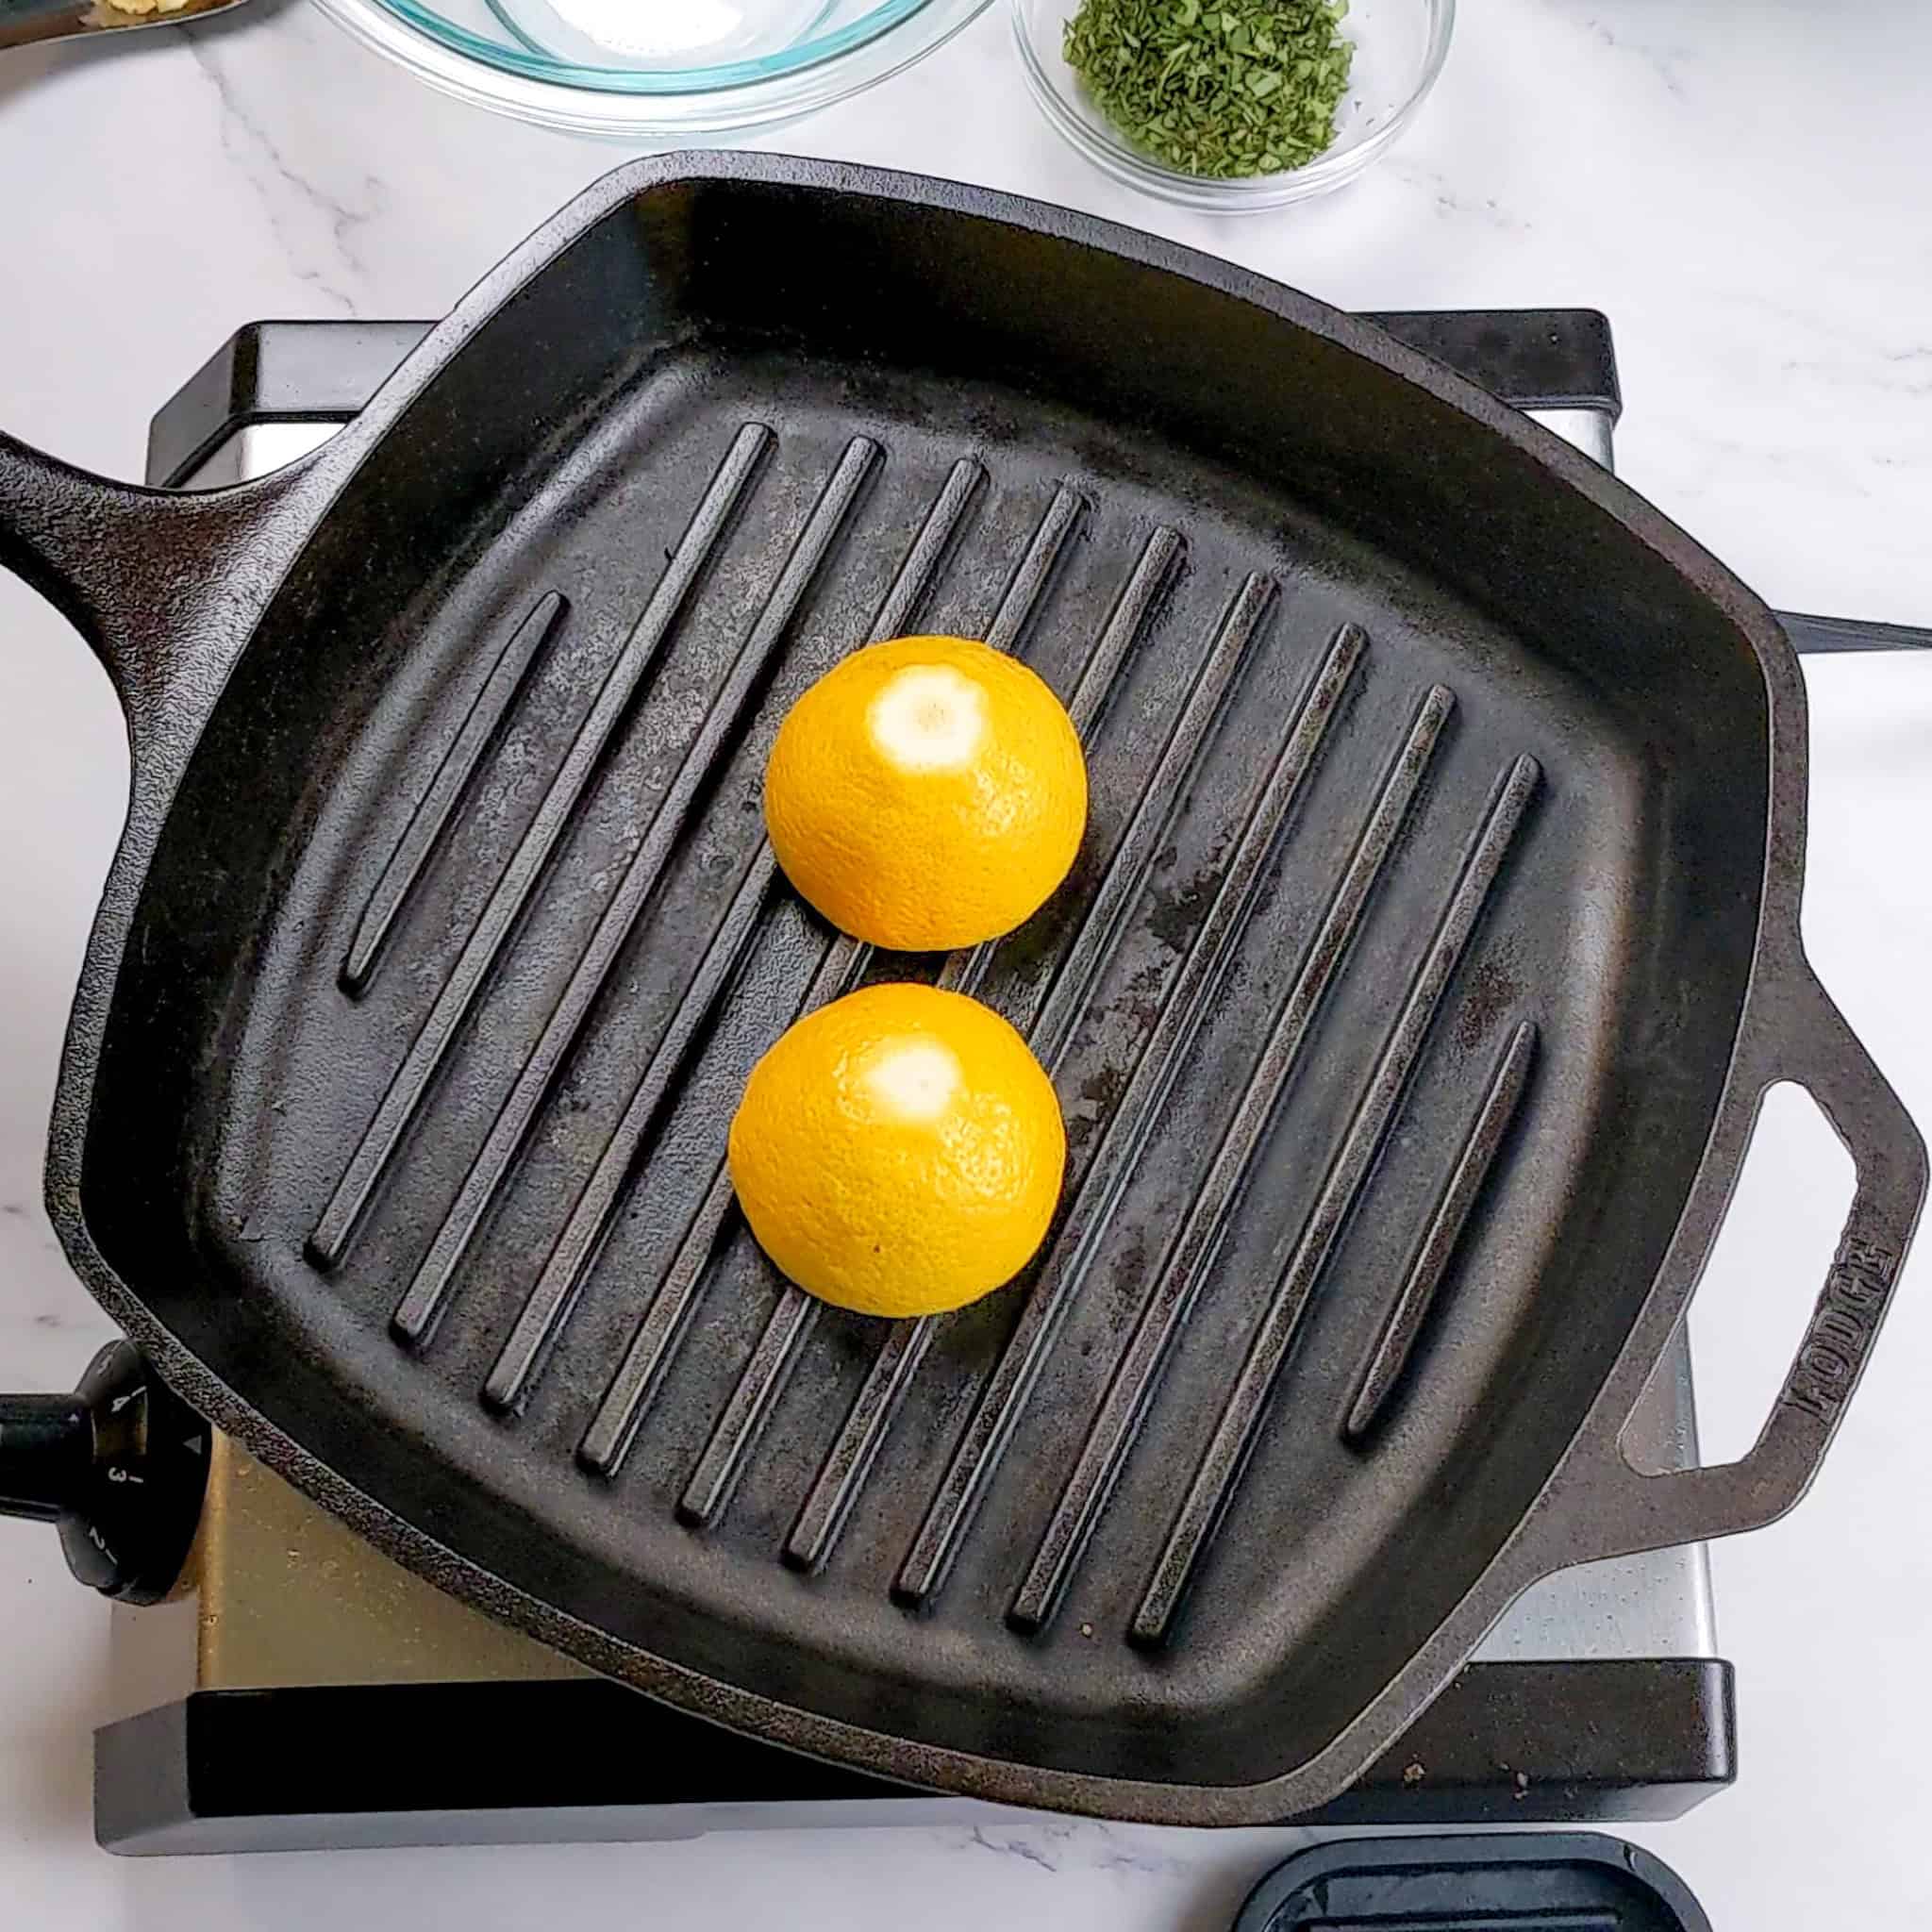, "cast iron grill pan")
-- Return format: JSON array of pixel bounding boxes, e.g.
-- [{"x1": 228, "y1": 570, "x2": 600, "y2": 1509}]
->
[{"x1": 0, "y1": 156, "x2": 1919, "y2": 1825}]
